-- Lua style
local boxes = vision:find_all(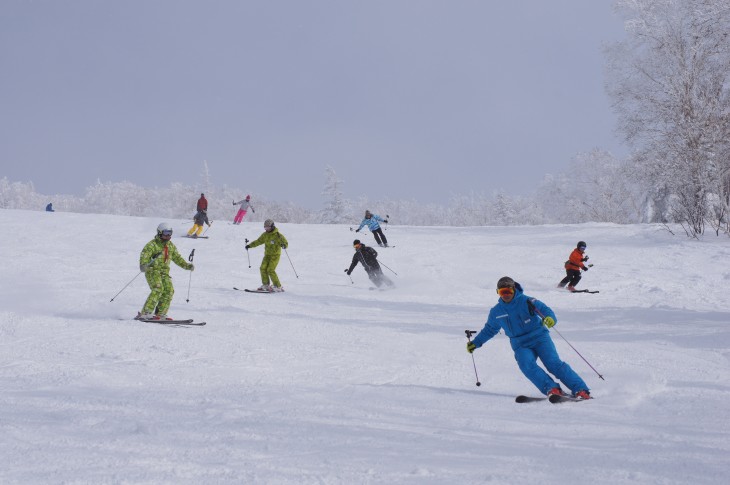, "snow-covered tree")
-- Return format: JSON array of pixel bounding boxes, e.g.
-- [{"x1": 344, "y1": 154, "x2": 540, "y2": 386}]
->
[
  {"x1": 540, "y1": 149, "x2": 642, "y2": 224},
  {"x1": 0, "y1": 177, "x2": 45, "y2": 210},
  {"x1": 320, "y1": 166, "x2": 350, "y2": 224},
  {"x1": 606, "y1": 0, "x2": 730, "y2": 235},
  {"x1": 200, "y1": 160, "x2": 212, "y2": 196}
]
